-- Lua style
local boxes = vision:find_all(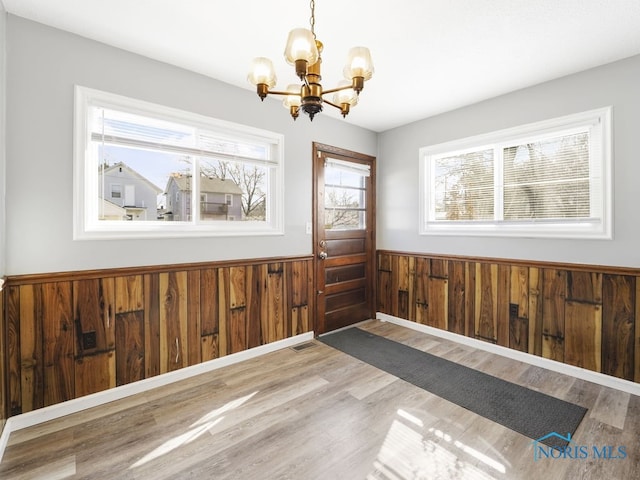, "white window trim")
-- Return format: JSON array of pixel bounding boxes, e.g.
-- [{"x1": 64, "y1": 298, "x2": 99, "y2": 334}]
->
[
  {"x1": 418, "y1": 107, "x2": 613, "y2": 239},
  {"x1": 73, "y1": 86, "x2": 285, "y2": 240}
]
